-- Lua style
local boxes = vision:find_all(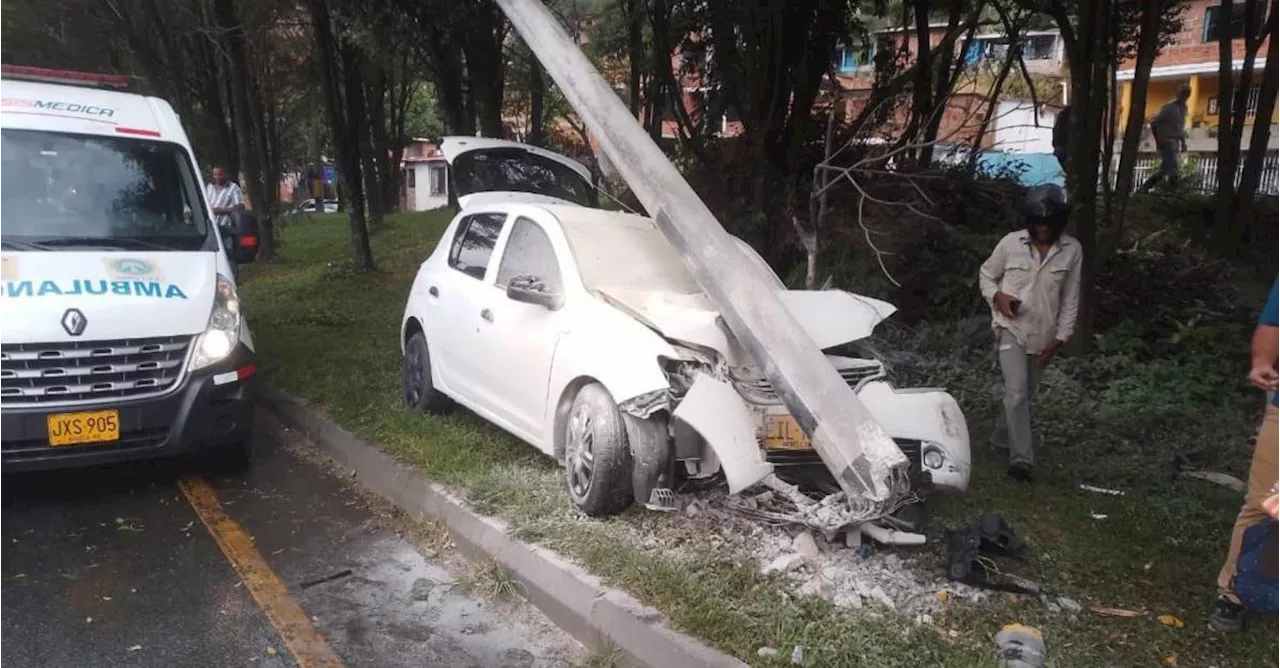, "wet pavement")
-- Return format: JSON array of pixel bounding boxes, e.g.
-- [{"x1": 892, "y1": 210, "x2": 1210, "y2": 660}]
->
[{"x1": 2, "y1": 412, "x2": 586, "y2": 668}]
